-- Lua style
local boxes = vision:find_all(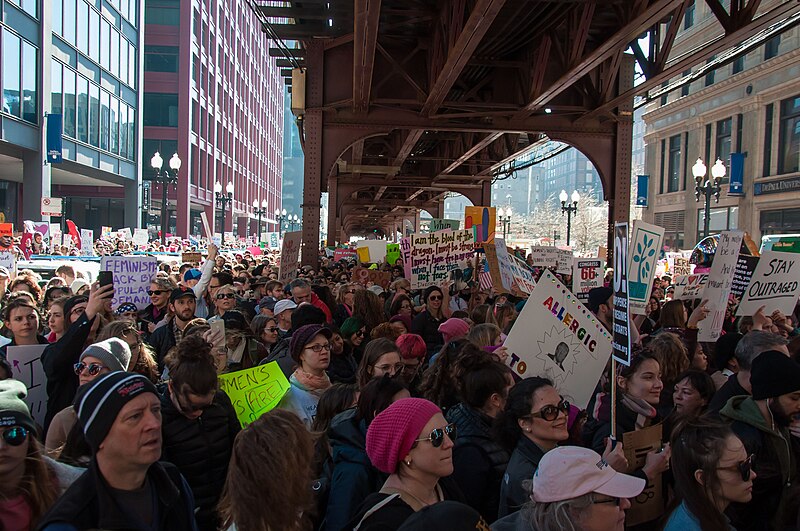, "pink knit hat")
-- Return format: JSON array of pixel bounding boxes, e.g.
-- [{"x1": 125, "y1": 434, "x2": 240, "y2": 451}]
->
[
  {"x1": 438, "y1": 317, "x2": 469, "y2": 344},
  {"x1": 366, "y1": 398, "x2": 442, "y2": 474}
]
